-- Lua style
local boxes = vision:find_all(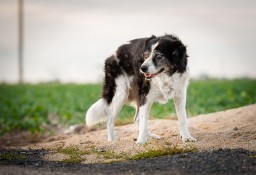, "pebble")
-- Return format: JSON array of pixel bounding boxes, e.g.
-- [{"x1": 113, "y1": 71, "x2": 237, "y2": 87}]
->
[{"x1": 233, "y1": 127, "x2": 238, "y2": 131}]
